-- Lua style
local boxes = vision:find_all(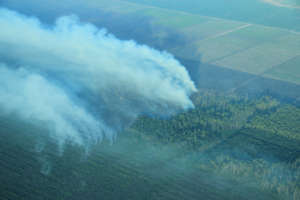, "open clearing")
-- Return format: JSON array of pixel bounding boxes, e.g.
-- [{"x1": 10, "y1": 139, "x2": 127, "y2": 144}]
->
[
  {"x1": 265, "y1": 55, "x2": 300, "y2": 84},
  {"x1": 91, "y1": 0, "x2": 300, "y2": 86}
]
